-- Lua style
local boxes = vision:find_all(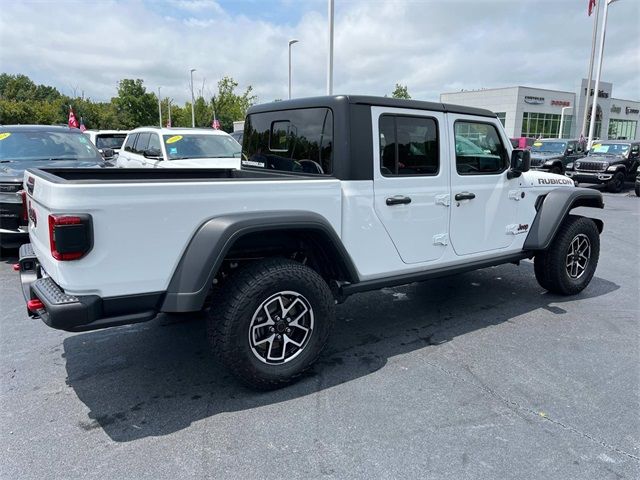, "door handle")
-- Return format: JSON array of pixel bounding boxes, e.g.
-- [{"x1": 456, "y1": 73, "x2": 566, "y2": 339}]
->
[
  {"x1": 454, "y1": 192, "x2": 476, "y2": 201},
  {"x1": 386, "y1": 196, "x2": 412, "y2": 206}
]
